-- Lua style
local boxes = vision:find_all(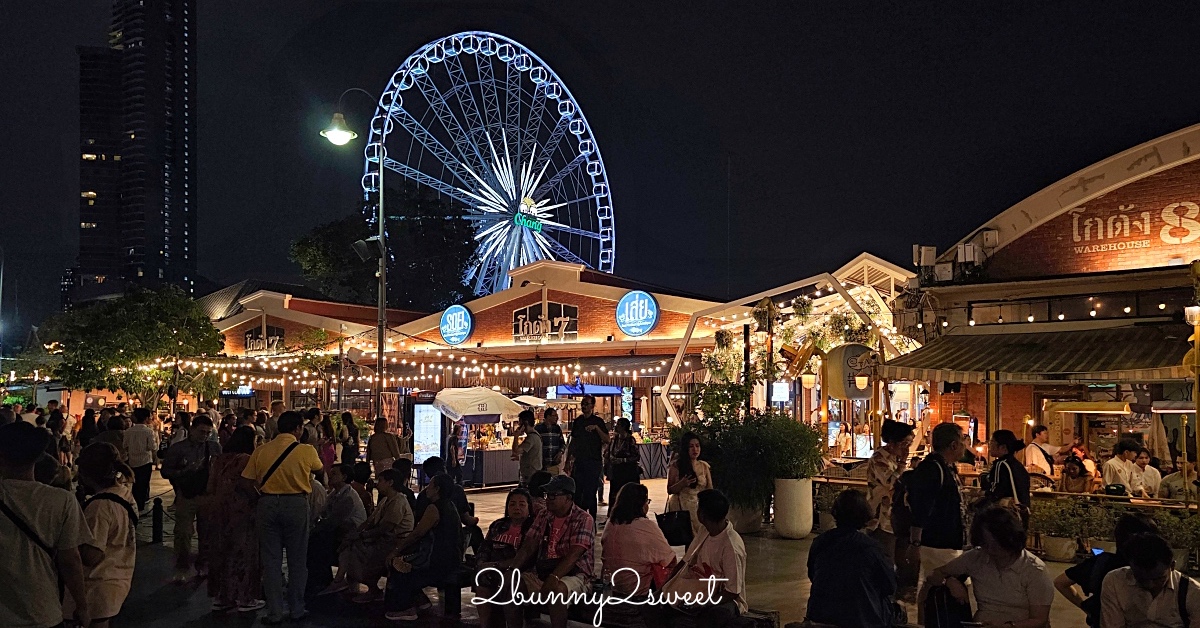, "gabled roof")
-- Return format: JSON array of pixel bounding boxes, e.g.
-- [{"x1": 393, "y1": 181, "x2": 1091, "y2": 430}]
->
[{"x1": 196, "y1": 280, "x2": 329, "y2": 321}]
